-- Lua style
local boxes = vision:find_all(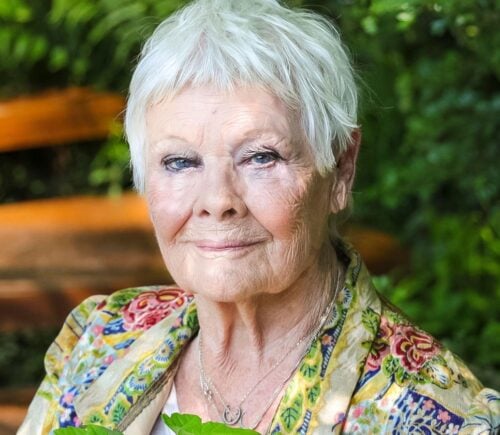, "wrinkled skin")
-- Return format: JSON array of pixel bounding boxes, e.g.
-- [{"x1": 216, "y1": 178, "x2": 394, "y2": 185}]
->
[{"x1": 145, "y1": 85, "x2": 359, "y2": 431}]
